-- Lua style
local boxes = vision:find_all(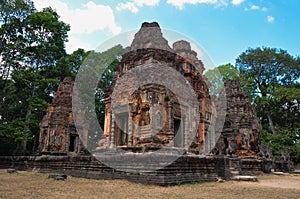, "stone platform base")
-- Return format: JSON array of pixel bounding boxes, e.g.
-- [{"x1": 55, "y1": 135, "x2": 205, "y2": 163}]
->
[
  {"x1": 0, "y1": 155, "x2": 294, "y2": 186},
  {"x1": 232, "y1": 175, "x2": 258, "y2": 182}
]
